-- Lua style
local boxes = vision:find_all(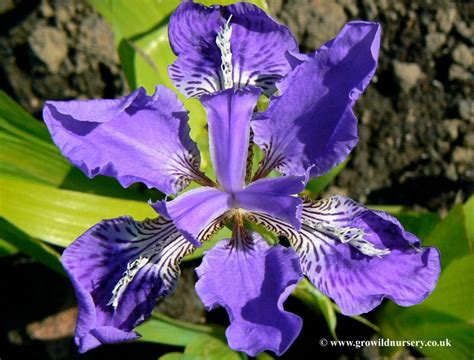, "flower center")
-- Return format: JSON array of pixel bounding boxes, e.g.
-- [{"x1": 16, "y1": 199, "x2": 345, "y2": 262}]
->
[{"x1": 216, "y1": 16, "x2": 234, "y2": 89}]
